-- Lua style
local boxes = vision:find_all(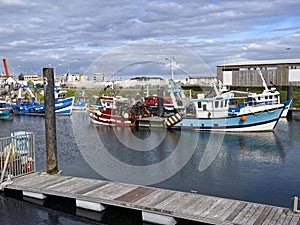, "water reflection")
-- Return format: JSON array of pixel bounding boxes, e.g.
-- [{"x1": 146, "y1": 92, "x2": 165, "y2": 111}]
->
[
  {"x1": 70, "y1": 112, "x2": 286, "y2": 185},
  {"x1": 0, "y1": 194, "x2": 102, "y2": 225},
  {"x1": 73, "y1": 116, "x2": 199, "y2": 185},
  {"x1": 228, "y1": 132, "x2": 284, "y2": 164}
]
